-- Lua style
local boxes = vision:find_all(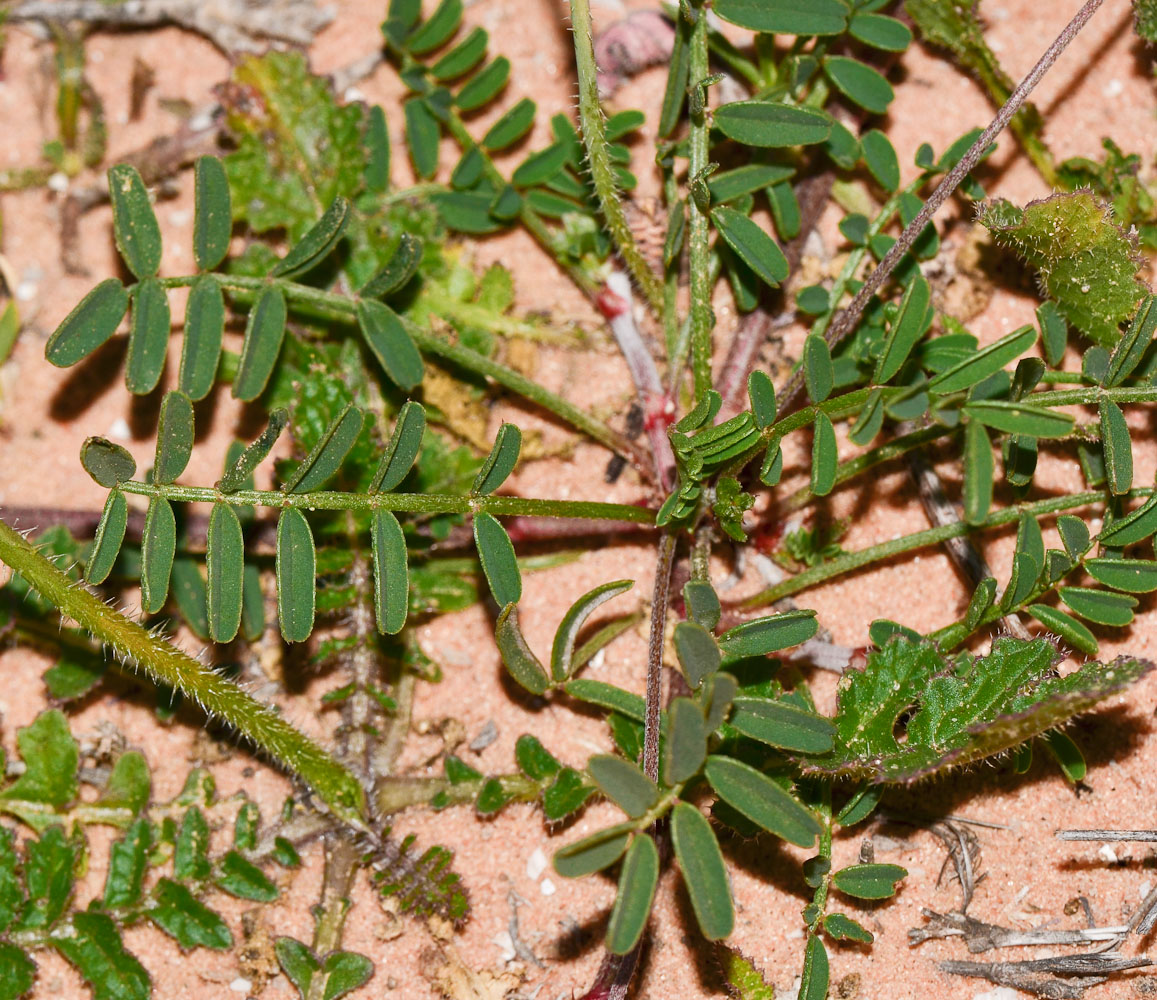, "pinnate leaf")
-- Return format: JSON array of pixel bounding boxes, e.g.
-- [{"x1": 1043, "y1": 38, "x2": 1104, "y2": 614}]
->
[{"x1": 810, "y1": 636, "x2": 1149, "y2": 780}]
